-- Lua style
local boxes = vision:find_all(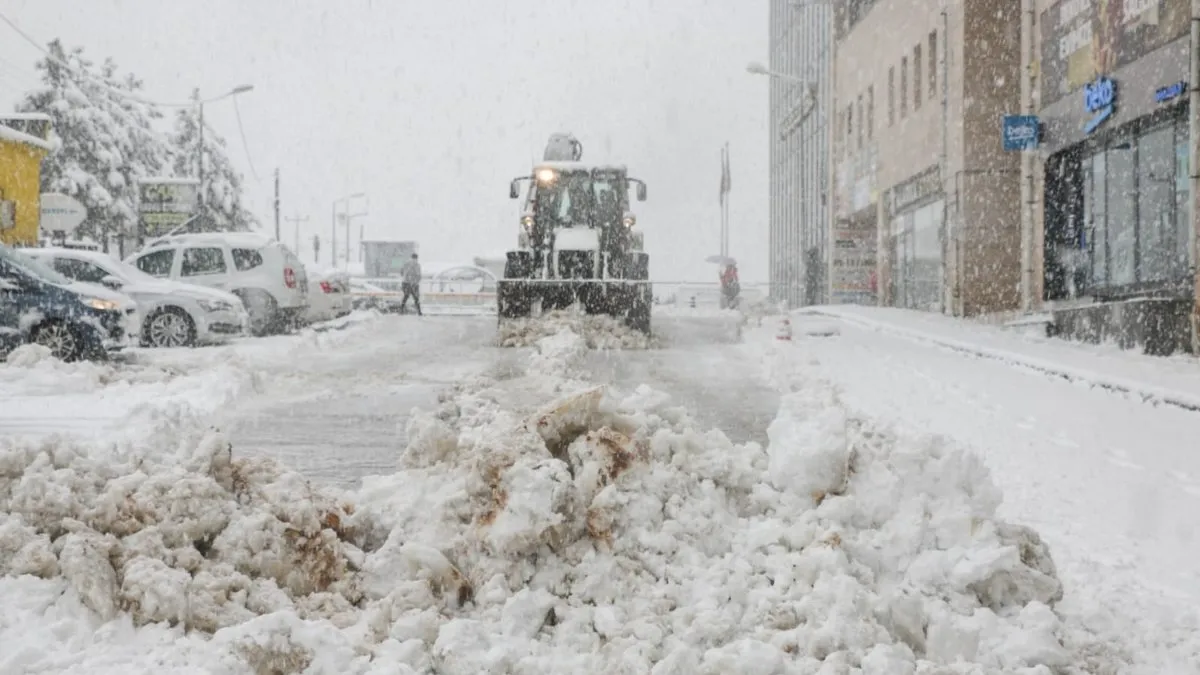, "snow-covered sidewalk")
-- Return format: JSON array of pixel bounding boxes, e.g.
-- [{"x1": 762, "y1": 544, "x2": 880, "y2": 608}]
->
[
  {"x1": 748, "y1": 313, "x2": 1200, "y2": 671},
  {"x1": 0, "y1": 320, "x2": 1140, "y2": 673},
  {"x1": 801, "y1": 305, "x2": 1200, "y2": 410}
]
